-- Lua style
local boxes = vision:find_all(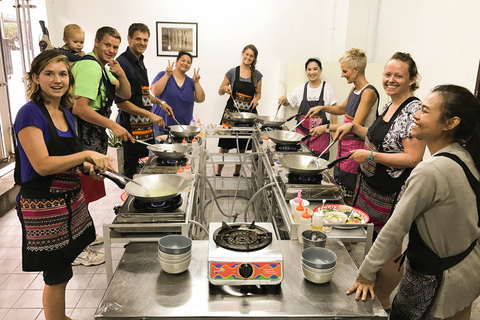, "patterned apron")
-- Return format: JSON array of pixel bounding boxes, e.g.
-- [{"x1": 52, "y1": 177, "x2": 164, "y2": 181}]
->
[
  {"x1": 16, "y1": 103, "x2": 95, "y2": 272},
  {"x1": 296, "y1": 82, "x2": 330, "y2": 160}
]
